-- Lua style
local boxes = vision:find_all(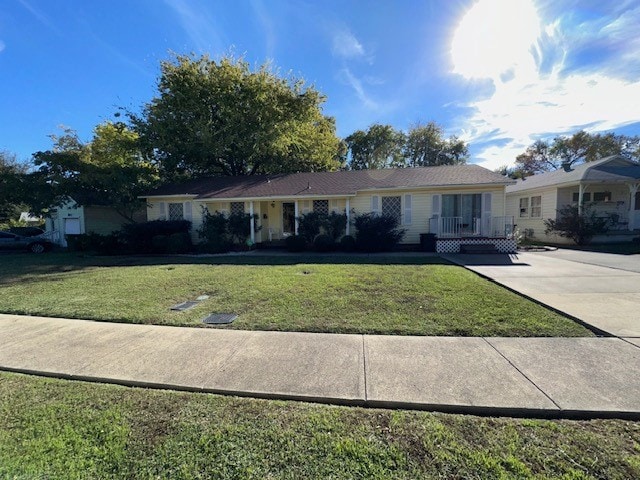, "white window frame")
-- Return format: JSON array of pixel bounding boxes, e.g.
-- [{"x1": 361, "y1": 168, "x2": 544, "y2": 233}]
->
[
  {"x1": 230, "y1": 201, "x2": 245, "y2": 216},
  {"x1": 381, "y1": 195, "x2": 402, "y2": 223},
  {"x1": 168, "y1": 202, "x2": 184, "y2": 221},
  {"x1": 519, "y1": 197, "x2": 529, "y2": 218},
  {"x1": 403, "y1": 194, "x2": 412, "y2": 225},
  {"x1": 371, "y1": 195, "x2": 380, "y2": 215},
  {"x1": 530, "y1": 196, "x2": 542, "y2": 218}
]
